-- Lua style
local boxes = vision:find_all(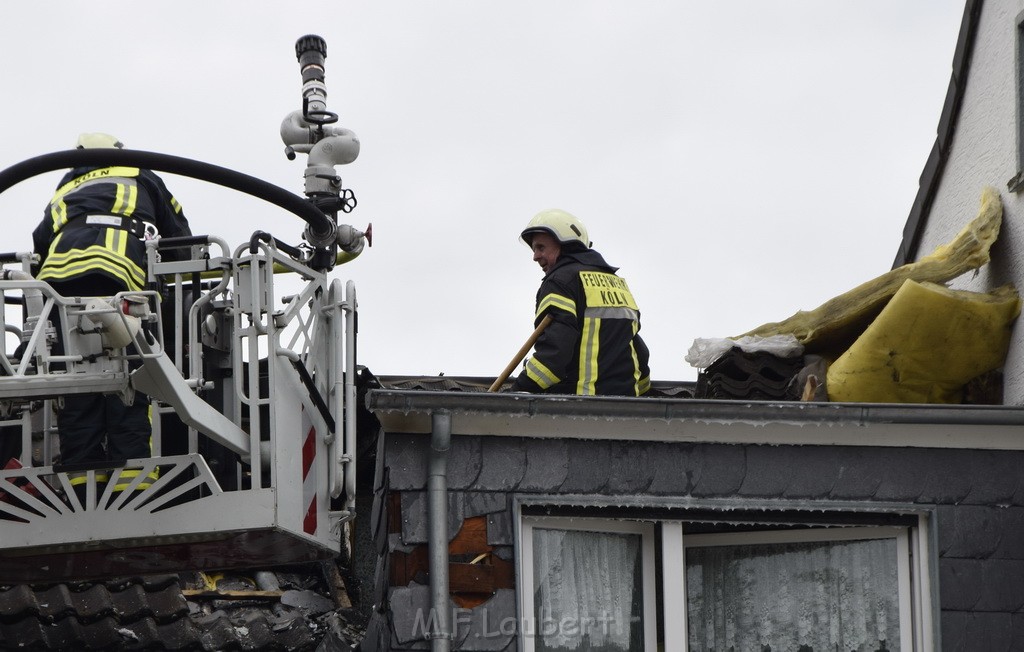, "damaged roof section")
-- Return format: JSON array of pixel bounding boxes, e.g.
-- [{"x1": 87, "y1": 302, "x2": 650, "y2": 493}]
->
[
  {"x1": 692, "y1": 186, "x2": 1019, "y2": 404},
  {"x1": 738, "y1": 186, "x2": 1005, "y2": 357},
  {"x1": 0, "y1": 567, "x2": 364, "y2": 651}
]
